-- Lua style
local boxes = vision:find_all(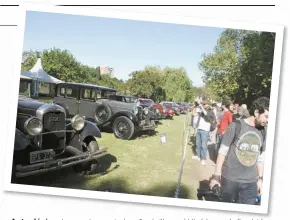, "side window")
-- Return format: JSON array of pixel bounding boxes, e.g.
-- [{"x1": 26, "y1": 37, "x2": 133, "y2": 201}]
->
[
  {"x1": 81, "y1": 88, "x2": 91, "y2": 100},
  {"x1": 58, "y1": 86, "x2": 65, "y2": 96},
  {"x1": 96, "y1": 89, "x2": 102, "y2": 99},
  {"x1": 66, "y1": 86, "x2": 79, "y2": 99},
  {"x1": 91, "y1": 89, "x2": 96, "y2": 100}
]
